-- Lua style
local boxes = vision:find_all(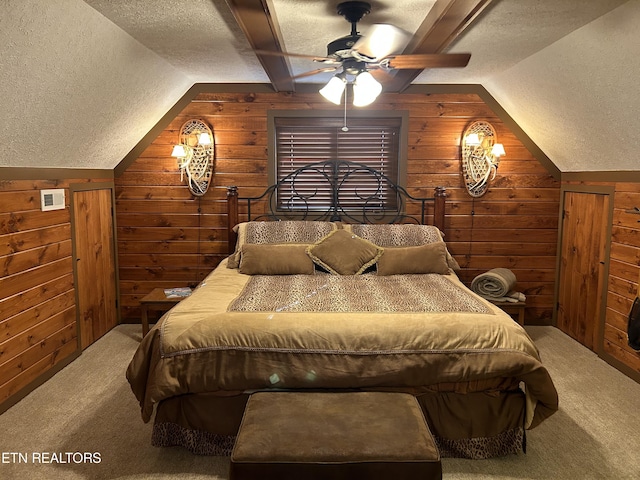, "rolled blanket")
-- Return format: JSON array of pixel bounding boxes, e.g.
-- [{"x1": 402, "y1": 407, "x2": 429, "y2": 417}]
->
[{"x1": 471, "y1": 268, "x2": 526, "y2": 302}]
